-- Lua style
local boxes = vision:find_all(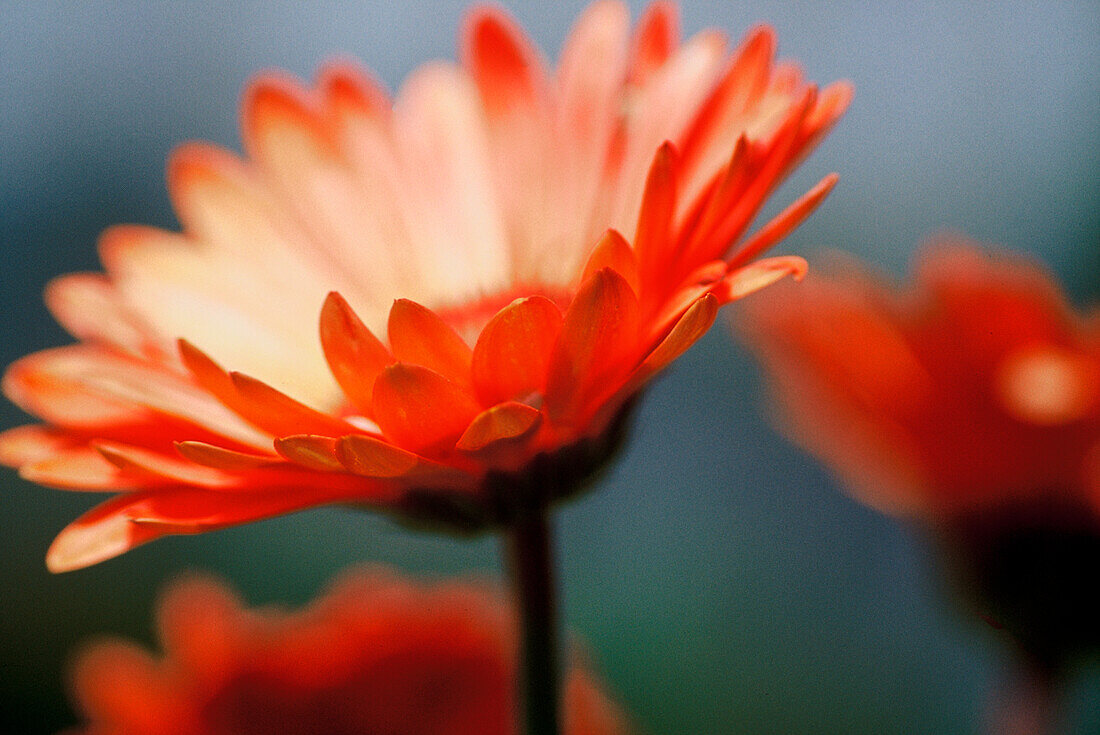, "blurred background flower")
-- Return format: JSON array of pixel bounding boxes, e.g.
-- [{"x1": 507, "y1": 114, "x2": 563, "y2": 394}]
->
[
  {"x1": 63, "y1": 567, "x2": 628, "y2": 735},
  {"x1": 735, "y1": 240, "x2": 1099, "y2": 729},
  {"x1": 1, "y1": 1, "x2": 1097, "y2": 733}
]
